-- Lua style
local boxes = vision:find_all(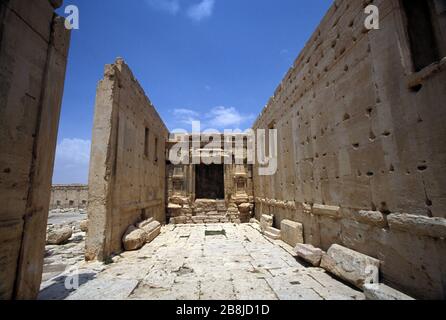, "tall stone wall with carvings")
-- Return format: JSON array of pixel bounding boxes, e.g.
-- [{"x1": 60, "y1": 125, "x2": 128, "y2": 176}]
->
[
  {"x1": 252, "y1": 0, "x2": 446, "y2": 299},
  {"x1": 86, "y1": 58, "x2": 169, "y2": 261}
]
